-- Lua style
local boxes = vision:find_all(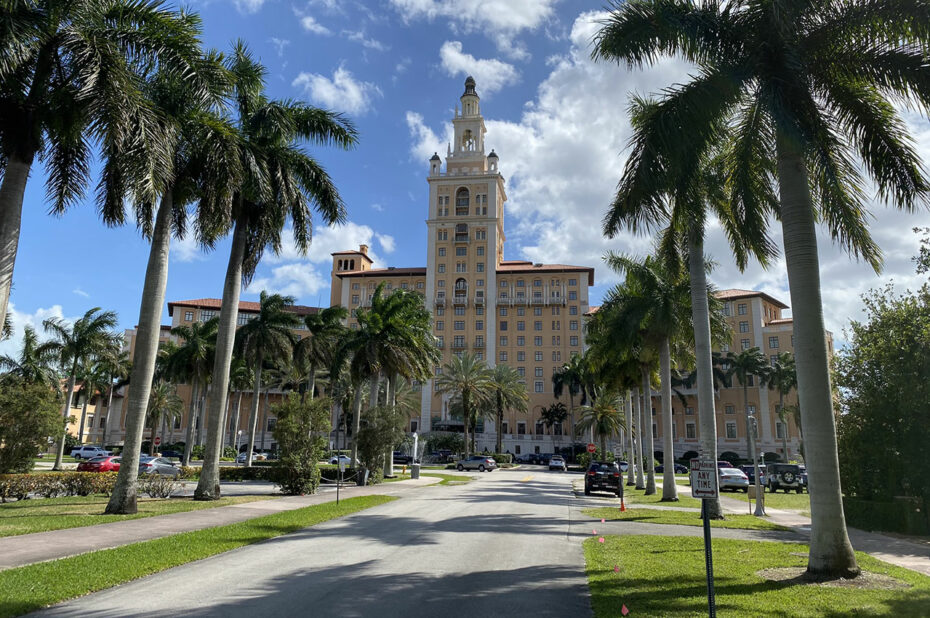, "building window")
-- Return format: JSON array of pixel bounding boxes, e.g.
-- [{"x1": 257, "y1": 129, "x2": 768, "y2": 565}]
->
[
  {"x1": 438, "y1": 264, "x2": 446, "y2": 273},
  {"x1": 534, "y1": 279, "x2": 542, "y2": 287},
  {"x1": 476, "y1": 263, "x2": 484, "y2": 272},
  {"x1": 475, "y1": 320, "x2": 484, "y2": 330},
  {"x1": 500, "y1": 307, "x2": 508, "y2": 316},
  {"x1": 436, "y1": 307, "x2": 445, "y2": 316},
  {"x1": 776, "y1": 422, "x2": 785, "y2": 439},
  {"x1": 552, "y1": 320, "x2": 560, "y2": 330},
  {"x1": 739, "y1": 321, "x2": 749, "y2": 333},
  {"x1": 568, "y1": 291, "x2": 577, "y2": 301},
  {"x1": 551, "y1": 351, "x2": 561, "y2": 362},
  {"x1": 436, "y1": 321, "x2": 444, "y2": 330},
  {"x1": 455, "y1": 262, "x2": 466, "y2": 273},
  {"x1": 686, "y1": 423, "x2": 696, "y2": 439},
  {"x1": 454, "y1": 321, "x2": 465, "y2": 330},
  {"x1": 237, "y1": 313, "x2": 249, "y2": 325},
  {"x1": 417, "y1": 282, "x2": 424, "y2": 289},
  {"x1": 569, "y1": 306, "x2": 578, "y2": 316},
  {"x1": 401, "y1": 282, "x2": 408, "y2": 289},
  {"x1": 500, "y1": 280, "x2": 508, "y2": 288},
  {"x1": 569, "y1": 320, "x2": 578, "y2": 331},
  {"x1": 570, "y1": 336, "x2": 578, "y2": 346},
  {"x1": 455, "y1": 306, "x2": 465, "y2": 316},
  {"x1": 551, "y1": 306, "x2": 560, "y2": 316},
  {"x1": 517, "y1": 321, "x2": 525, "y2": 331},
  {"x1": 517, "y1": 421, "x2": 527, "y2": 435},
  {"x1": 267, "y1": 418, "x2": 277, "y2": 432},
  {"x1": 352, "y1": 295, "x2": 359, "y2": 304},
  {"x1": 738, "y1": 303, "x2": 747, "y2": 315},
  {"x1": 500, "y1": 351, "x2": 508, "y2": 362},
  {"x1": 184, "y1": 311, "x2": 193, "y2": 321},
  {"x1": 517, "y1": 307, "x2": 525, "y2": 316},
  {"x1": 552, "y1": 336, "x2": 560, "y2": 345},
  {"x1": 532, "y1": 336, "x2": 541, "y2": 346},
  {"x1": 438, "y1": 247, "x2": 446, "y2": 257},
  {"x1": 477, "y1": 279, "x2": 484, "y2": 287},
  {"x1": 771, "y1": 355, "x2": 778, "y2": 366},
  {"x1": 477, "y1": 246, "x2": 484, "y2": 256},
  {"x1": 517, "y1": 351, "x2": 525, "y2": 361},
  {"x1": 534, "y1": 321, "x2": 542, "y2": 331},
  {"x1": 725, "y1": 405, "x2": 734, "y2": 414},
  {"x1": 200, "y1": 310, "x2": 216, "y2": 321},
  {"x1": 535, "y1": 367, "x2": 543, "y2": 377},
  {"x1": 437, "y1": 336, "x2": 444, "y2": 348},
  {"x1": 726, "y1": 422, "x2": 737, "y2": 439},
  {"x1": 456, "y1": 247, "x2": 467, "y2": 256},
  {"x1": 517, "y1": 336, "x2": 525, "y2": 346},
  {"x1": 500, "y1": 321, "x2": 507, "y2": 331},
  {"x1": 535, "y1": 351, "x2": 543, "y2": 362},
  {"x1": 741, "y1": 338, "x2": 750, "y2": 350},
  {"x1": 746, "y1": 375, "x2": 754, "y2": 387},
  {"x1": 453, "y1": 336, "x2": 465, "y2": 348},
  {"x1": 769, "y1": 336, "x2": 779, "y2": 349},
  {"x1": 517, "y1": 367, "x2": 525, "y2": 377},
  {"x1": 686, "y1": 406, "x2": 694, "y2": 415},
  {"x1": 534, "y1": 307, "x2": 542, "y2": 316},
  {"x1": 534, "y1": 381, "x2": 543, "y2": 393}
]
